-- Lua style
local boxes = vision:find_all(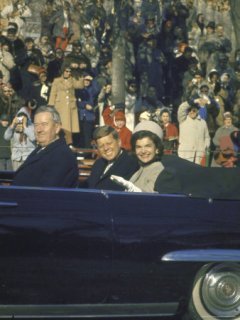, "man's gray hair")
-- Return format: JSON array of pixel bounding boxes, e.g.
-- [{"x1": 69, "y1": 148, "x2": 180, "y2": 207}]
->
[{"x1": 34, "y1": 105, "x2": 62, "y2": 124}]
